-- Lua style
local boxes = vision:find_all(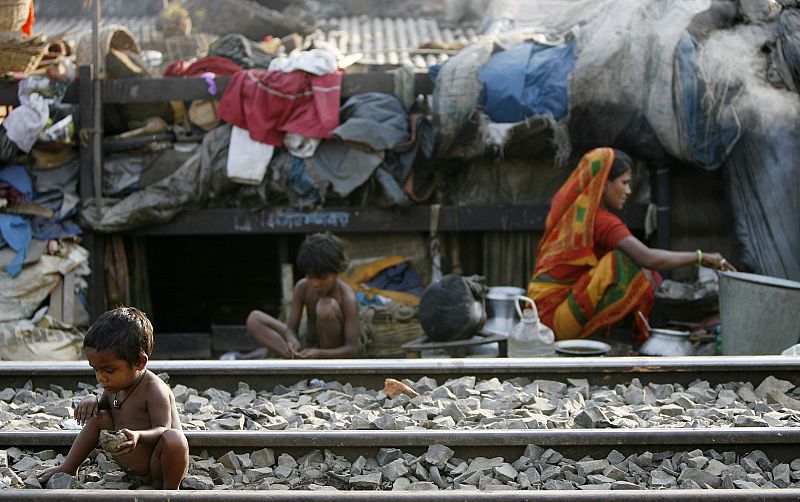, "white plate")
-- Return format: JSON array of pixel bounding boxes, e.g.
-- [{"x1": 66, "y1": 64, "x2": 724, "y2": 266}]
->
[{"x1": 554, "y1": 339, "x2": 611, "y2": 356}]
